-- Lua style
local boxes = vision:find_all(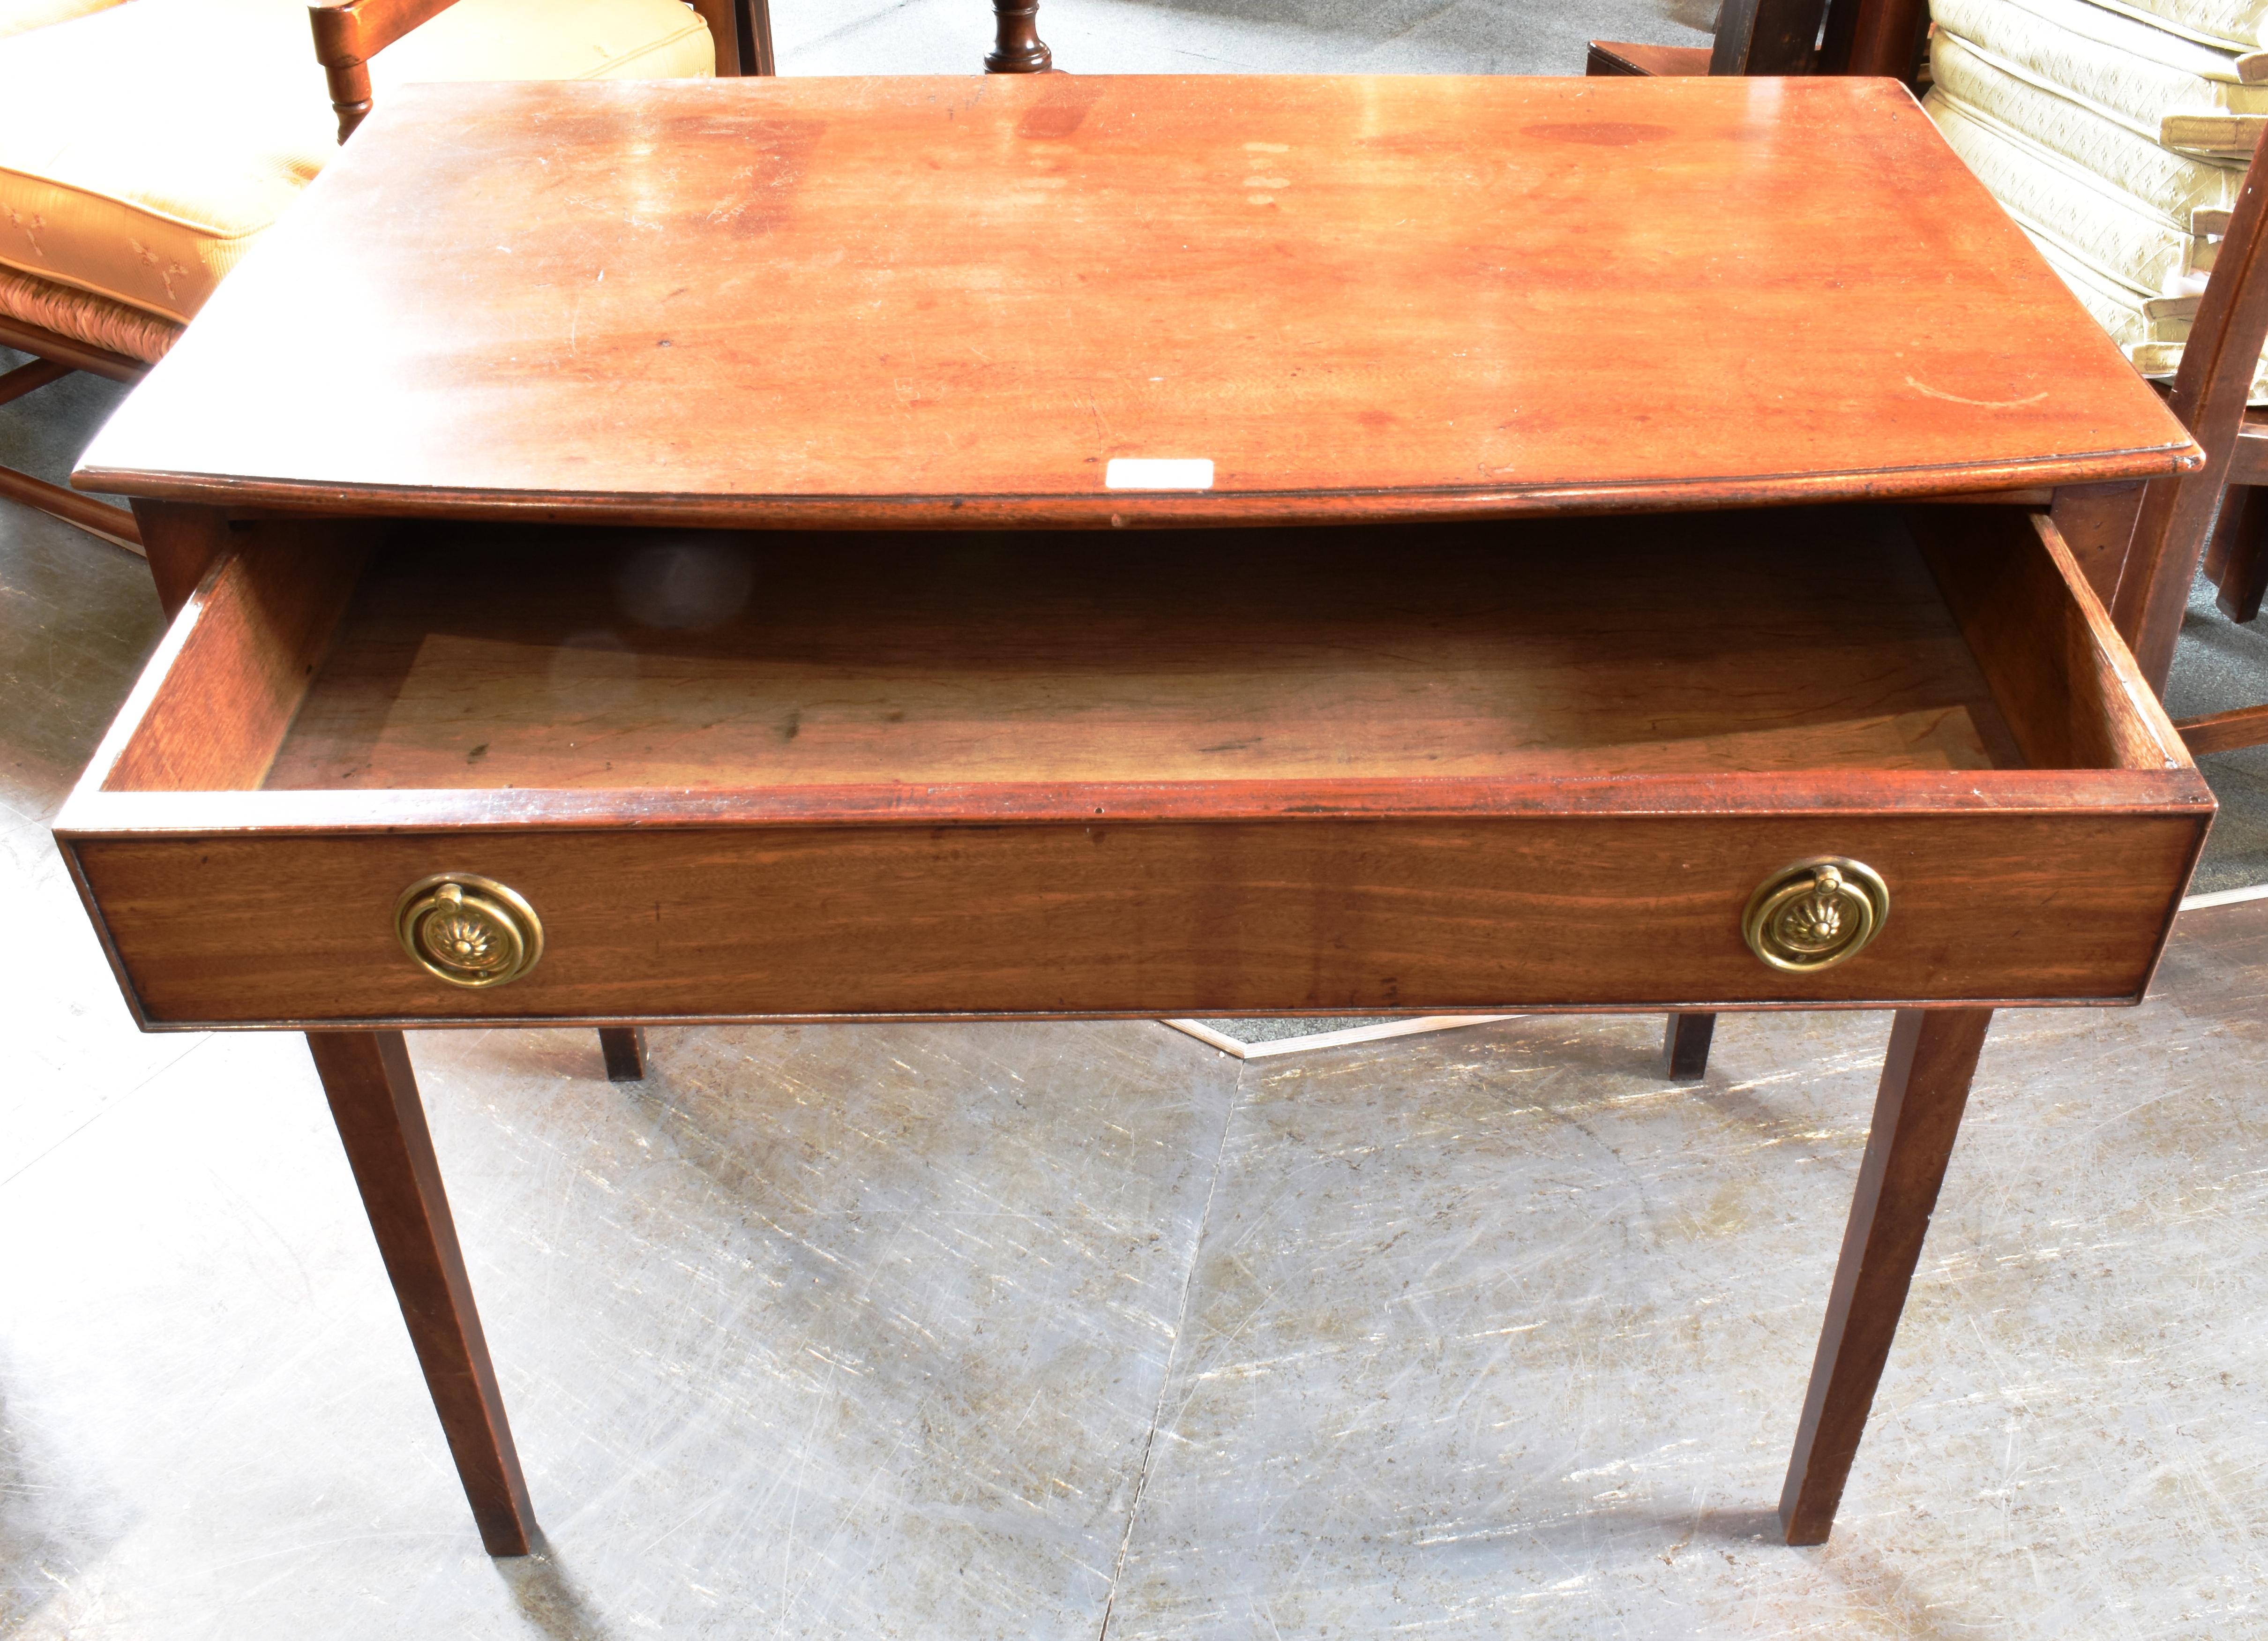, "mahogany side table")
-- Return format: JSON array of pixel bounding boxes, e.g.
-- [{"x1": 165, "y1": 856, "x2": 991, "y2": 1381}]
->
[{"x1": 57, "y1": 74, "x2": 2208, "y2": 1555}]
